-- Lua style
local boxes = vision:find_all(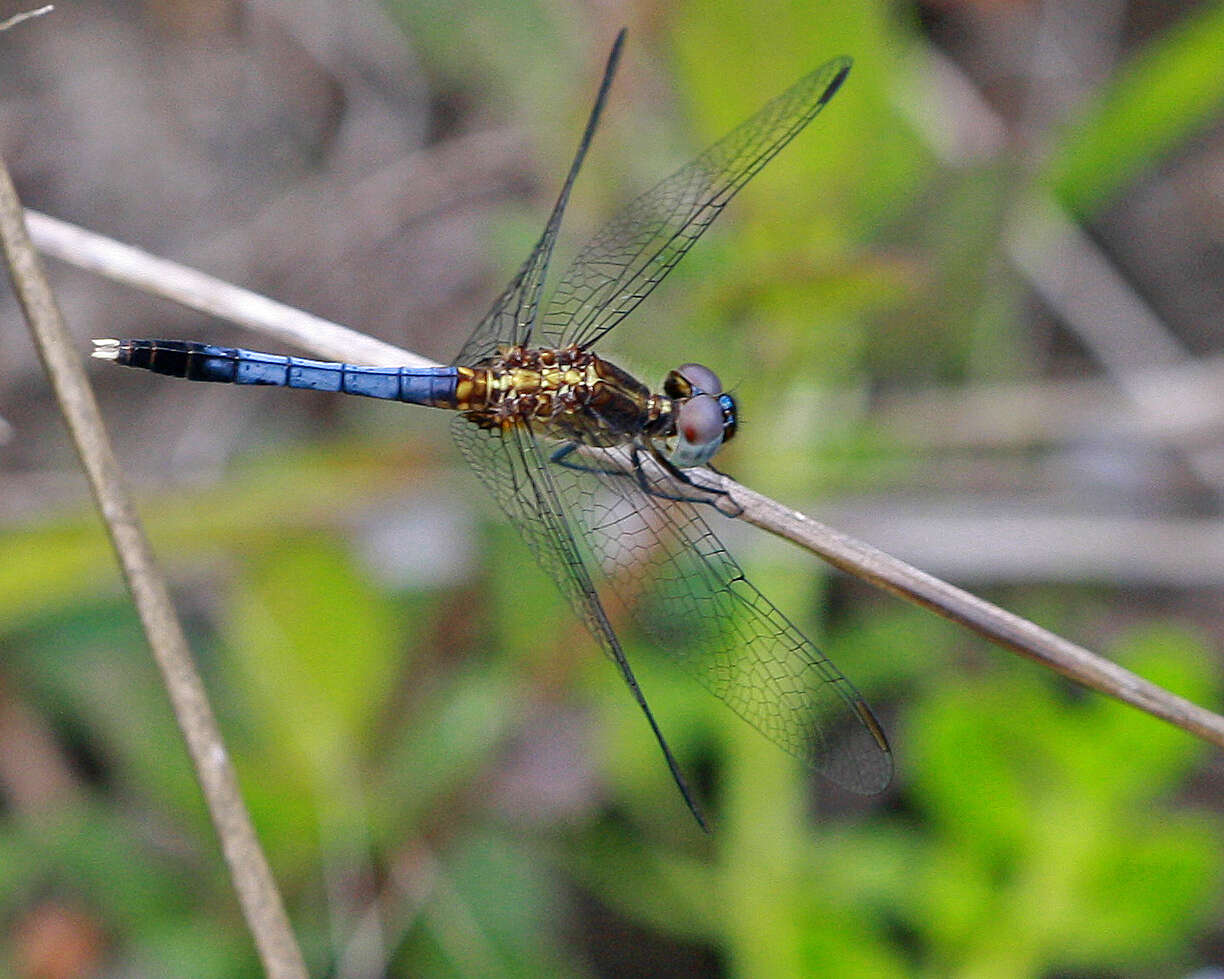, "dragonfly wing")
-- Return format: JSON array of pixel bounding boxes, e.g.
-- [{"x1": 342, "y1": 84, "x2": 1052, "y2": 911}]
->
[
  {"x1": 452, "y1": 32, "x2": 625, "y2": 368},
  {"x1": 544, "y1": 441, "x2": 892, "y2": 794},
  {"x1": 451, "y1": 416, "x2": 710, "y2": 828},
  {"x1": 538, "y1": 57, "x2": 851, "y2": 353}
]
